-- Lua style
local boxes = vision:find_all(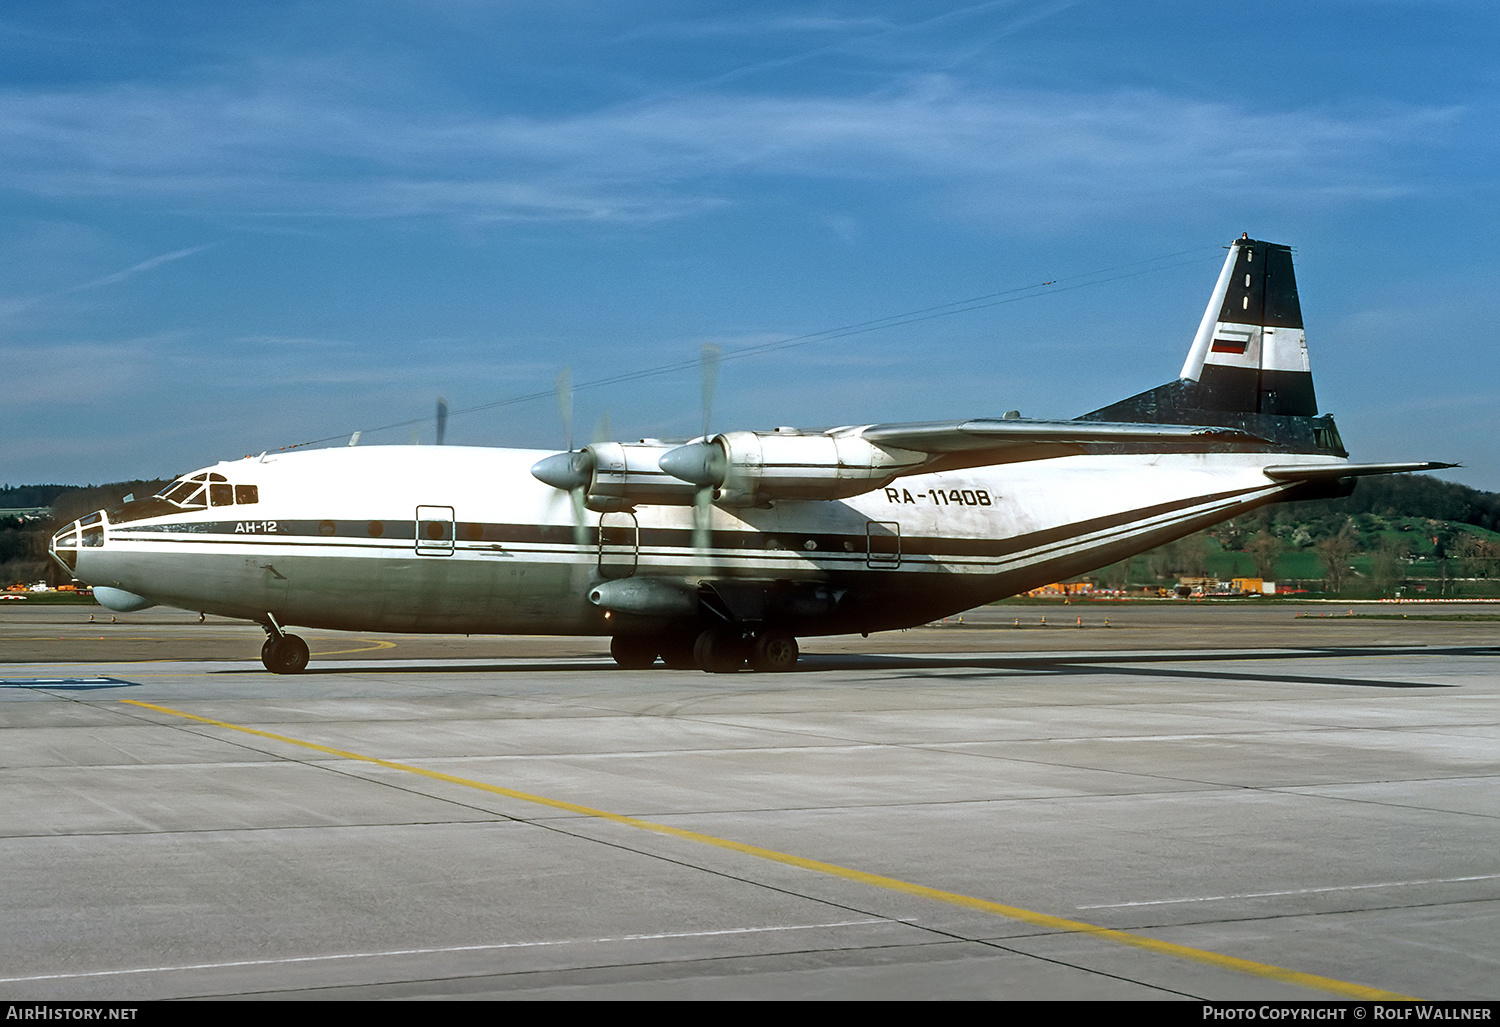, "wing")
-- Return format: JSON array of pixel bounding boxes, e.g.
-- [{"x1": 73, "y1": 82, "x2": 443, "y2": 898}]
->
[
  {"x1": 643, "y1": 417, "x2": 1273, "y2": 506},
  {"x1": 860, "y1": 417, "x2": 1266, "y2": 458},
  {"x1": 539, "y1": 417, "x2": 1450, "y2": 510}
]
